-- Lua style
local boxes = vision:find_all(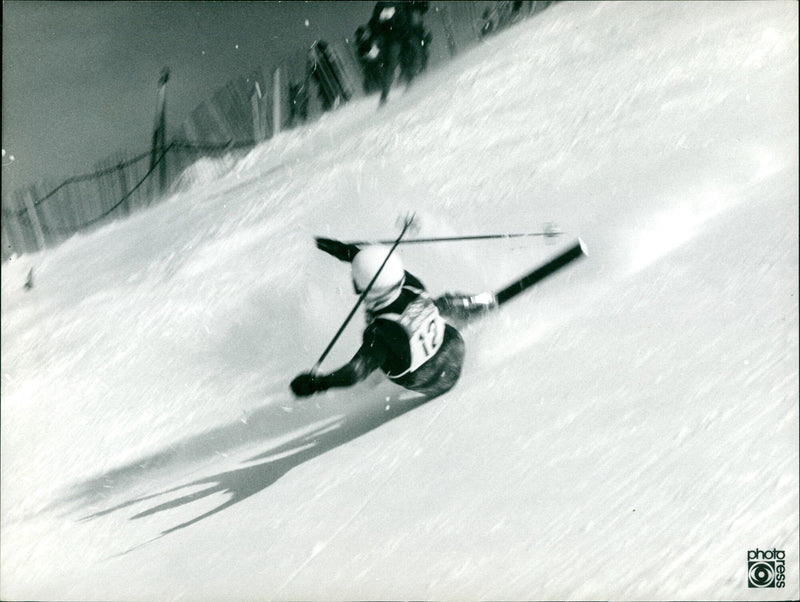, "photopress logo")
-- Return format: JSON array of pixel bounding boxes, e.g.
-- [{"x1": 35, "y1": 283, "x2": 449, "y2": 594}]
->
[{"x1": 747, "y1": 548, "x2": 785, "y2": 588}]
